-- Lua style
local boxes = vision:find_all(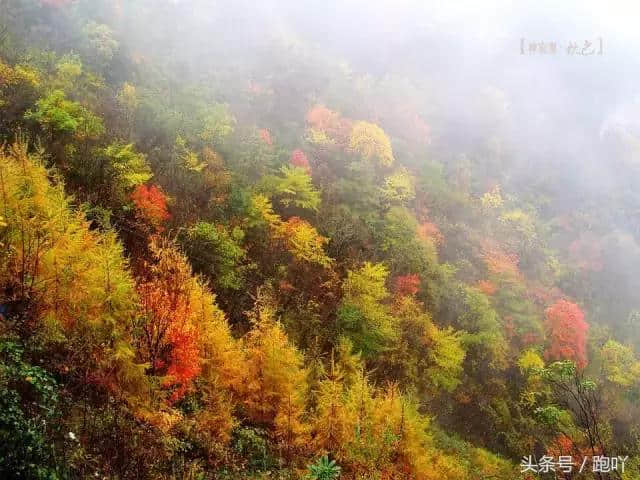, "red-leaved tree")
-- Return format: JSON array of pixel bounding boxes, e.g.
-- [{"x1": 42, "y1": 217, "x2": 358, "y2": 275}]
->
[
  {"x1": 290, "y1": 149, "x2": 311, "y2": 173},
  {"x1": 393, "y1": 274, "x2": 420, "y2": 297},
  {"x1": 137, "y1": 242, "x2": 202, "y2": 402},
  {"x1": 259, "y1": 128, "x2": 273, "y2": 146},
  {"x1": 544, "y1": 299, "x2": 589, "y2": 368},
  {"x1": 131, "y1": 184, "x2": 170, "y2": 230}
]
